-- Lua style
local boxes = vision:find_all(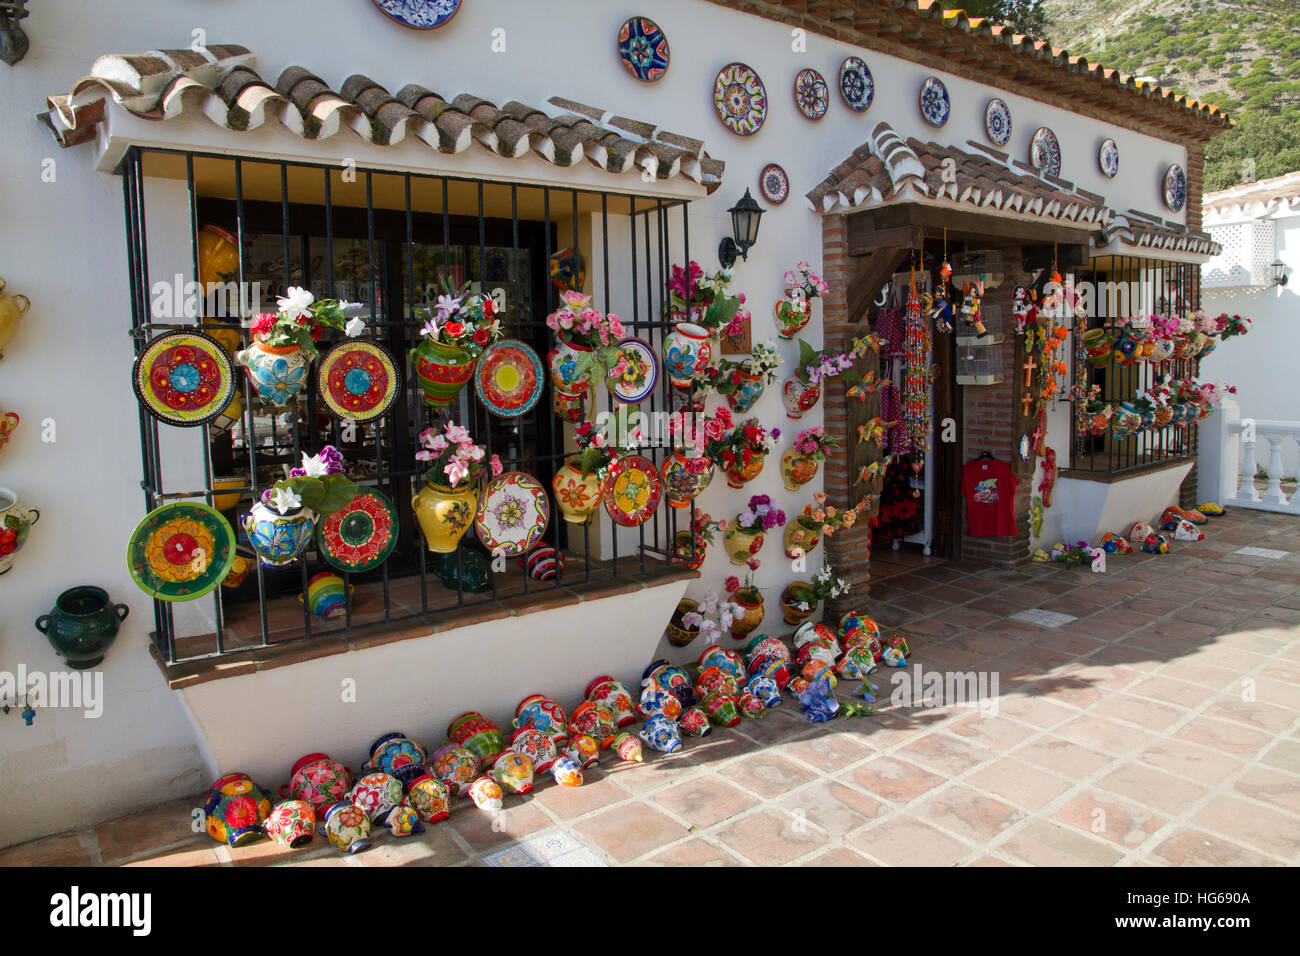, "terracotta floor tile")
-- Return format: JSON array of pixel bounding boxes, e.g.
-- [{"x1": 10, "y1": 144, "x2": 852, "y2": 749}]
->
[
  {"x1": 1089, "y1": 694, "x2": 1187, "y2": 731},
  {"x1": 1261, "y1": 740, "x2": 1300, "y2": 774},
  {"x1": 945, "y1": 711, "x2": 1039, "y2": 750},
  {"x1": 725, "y1": 751, "x2": 819, "y2": 799},
  {"x1": 1056, "y1": 715, "x2": 1152, "y2": 755},
  {"x1": 1015, "y1": 736, "x2": 1116, "y2": 777},
  {"x1": 915, "y1": 784, "x2": 1026, "y2": 841},
  {"x1": 1095, "y1": 763, "x2": 1208, "y2": 816},
  {"x1": 123, "y1": 844, "x2": 223, "y2": 867},
  {"x1": 1027, "y1": 677, "x2": 1105, "y2": 710},
  {"x1": 897, "y1": 732, "x2": 995, "y2": 776},
  {"x1": 446, "y1": 799, "x2": 553, "y2": 852},
  {"x1": 1202, "y1": 698, "x2": 1299, "y2": 734},
  {"x1": 840, "y1": 756, "x2": 948, "y2": 805},
  {"x1": 1150, "y1": 828, "x2": 1279, "y2": 867},
  {"x1": 601, "y1": 749, "x2": 702, "y2": 792},
  {"x1": 572, "y1": 803, "x2": 690, "y2": 863},
  {"x1": 731, "y1": 708, "x2": 811, "y2": 746},
  {"x1": 990, "y1": 693, "x2": 1078, "y2": 729},
  {"x1": 777, "y1": 780, "x2": 886, "y2": 837},
  {"x1": 1054, "y1": 791, "x2": 1168, "y2": 848},
  {"x1": 995, "y1": 820, "x2": 1124, "y2": 867},
  {"x1": 848, "y1": 816, "x2": 971, "y2": 866},
  {"x1": 1126, "y1": 675, "x2": 1219, "y2": 708},
  {"x1": 1232, "y1": 766, "x2": 1300, "y2": 815},
  {"x1": 353, "y1": 827, "x2": 469, "y2": 867},
  {"x1": 1175, "y1": 716, "x2": 1272, "y2": 756},
  {"x1": 650, "y1": 777, "x2": 758, "y2": 829},
  {"x1": 967, "y1": 758, "x2": 1073, "y2": 809},
  {"x1": 528, "y1": 769, "x2": 632, "y2": 820},
  {"x1": 779, "y1": 728, "x2": 877, "y2": 772},
  {"x1": 711, "y1": 809, "x2": 830, "y2": 865},
  {"x1": 801, "y1": 846, "x2": 879, "y2": 866},
  {"x1": 0, "y1": 832, "x2": 92, "y2": 867},
  {"x1": 1191, "y1": 795, "x2": 1300, "y2": 858},
  {"x1": 95, "y1": 797, "x2": 204, "y2": 864},
  {"x1": 1136, "y1": 739, "x2": 1245, "y2": 787},
  {"x1": 642, "y1": 837, "x2": 748, "y2": 867}
]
